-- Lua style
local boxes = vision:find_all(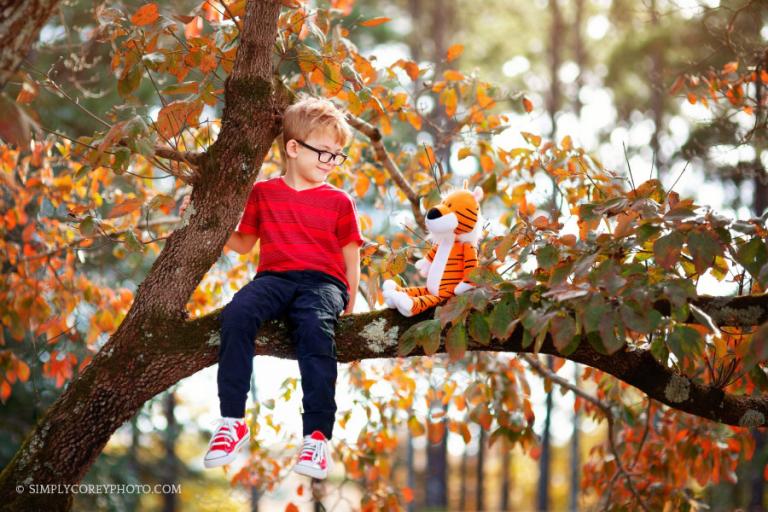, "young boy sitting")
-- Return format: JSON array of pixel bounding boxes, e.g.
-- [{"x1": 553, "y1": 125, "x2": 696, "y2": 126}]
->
[{"x1": 199, "y1": 95, "x2": 363, "y2": 479}]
